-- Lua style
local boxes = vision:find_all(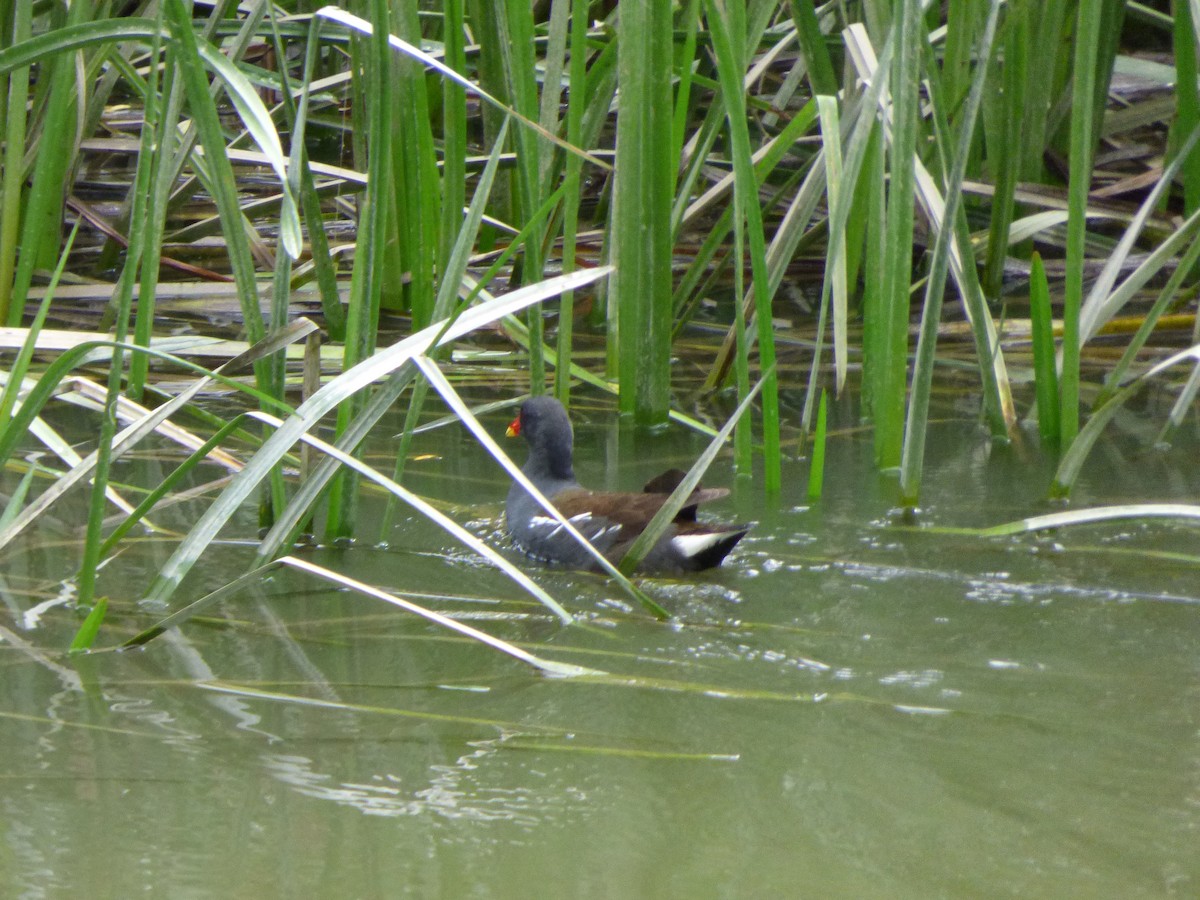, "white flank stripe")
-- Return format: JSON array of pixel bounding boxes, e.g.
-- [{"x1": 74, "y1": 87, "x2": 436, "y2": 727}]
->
[
  {"x1": 531, "y1": 512, "x2": 595, "y2": 542},
  {"x1": 671, "y1": 531, "x2": 734, "y2": 558}
]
